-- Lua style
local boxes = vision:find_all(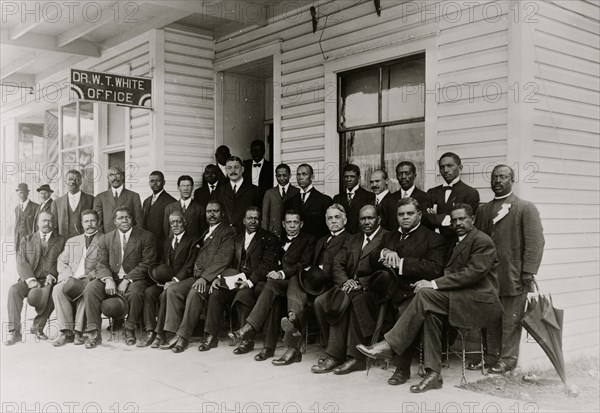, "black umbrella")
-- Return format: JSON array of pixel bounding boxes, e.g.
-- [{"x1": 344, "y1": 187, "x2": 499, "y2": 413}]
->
[{"x1": 520, "y1": 281, "x2": 567, "y2": 385}]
